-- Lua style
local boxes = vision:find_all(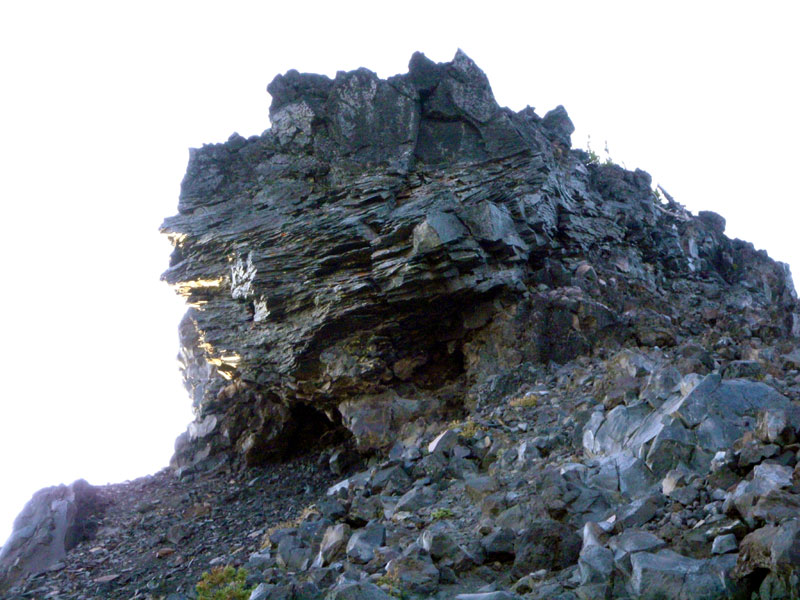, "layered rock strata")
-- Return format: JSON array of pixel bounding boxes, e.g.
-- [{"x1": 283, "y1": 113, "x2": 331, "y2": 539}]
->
[
  {"x1": 161, "y1": 50, "x2": 799, "y2": 472},
  {"x1": 3, "y1": 49, "x2": 800, "y2": 600}
]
